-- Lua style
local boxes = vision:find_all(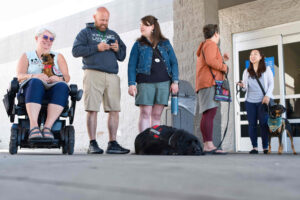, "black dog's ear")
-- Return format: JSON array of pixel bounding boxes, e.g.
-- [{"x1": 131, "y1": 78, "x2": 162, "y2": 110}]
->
[
  {"x1": 50, "y1": 53, "x2": 55, "y2": 59},
  {"x1": 169, "y1": 132, "x2": 182, "y2": 148},
  {"x1": 281, "y1": 105, "x2": 286, "y2": 113}
]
